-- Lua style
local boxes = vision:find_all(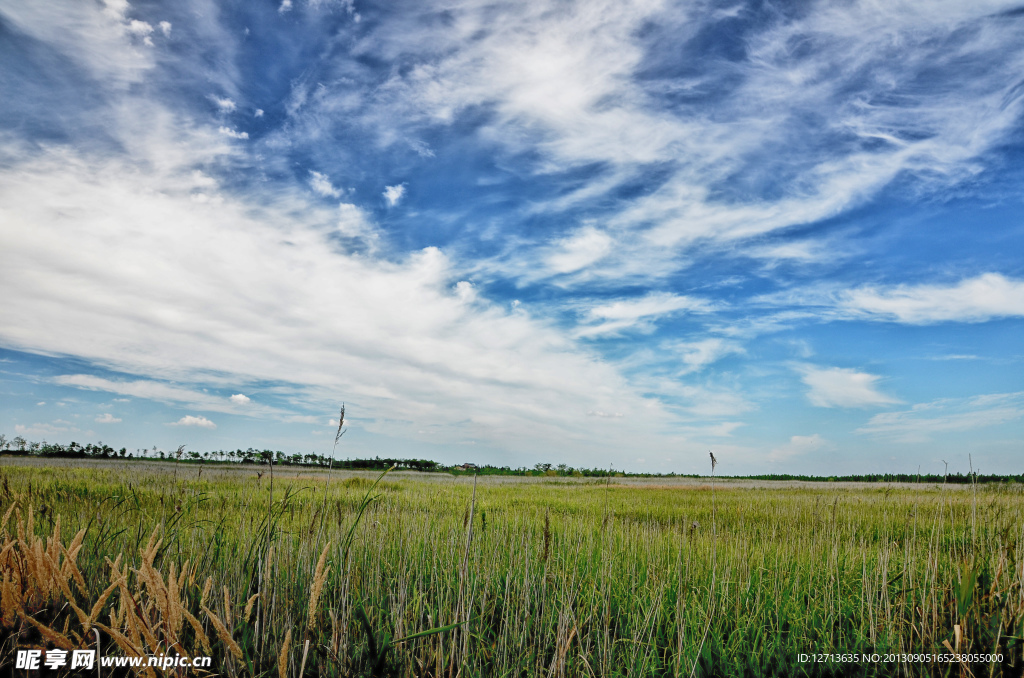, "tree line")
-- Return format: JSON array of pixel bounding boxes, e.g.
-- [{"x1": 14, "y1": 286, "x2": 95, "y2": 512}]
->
[{"x1": 0, "y1": 434, "x2": 1020, "y2": 482}]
